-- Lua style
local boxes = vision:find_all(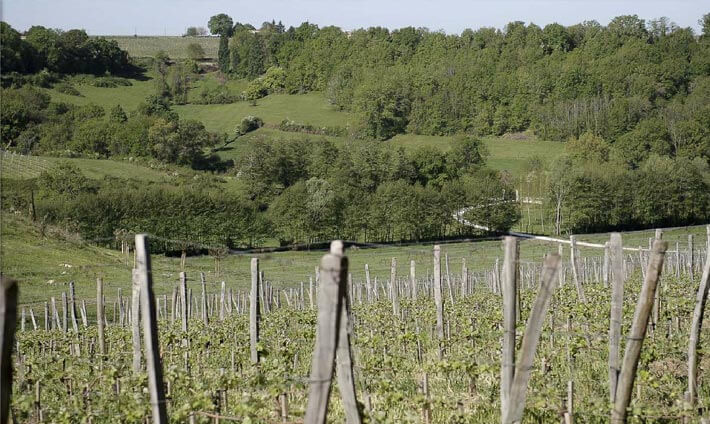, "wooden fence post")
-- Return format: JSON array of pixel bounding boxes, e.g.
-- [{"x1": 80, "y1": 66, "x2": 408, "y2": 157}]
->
[
  {"x1": 97, "y1": 278, "x2": 105, "y2": 357},
  {"x1": 68, "y1": 281, "x2": 79, "y2": 333},
  {"x1": 687, "y1": 245, "x2": 710, "y2": 406},
  {"x1": 501, "y1": 236, "x2": 519, "y2": 419},
  {"x1": 390, "y1": 258, "x2": 399, "y2": 317},
  {"x1": 132, "y1": 269, "x2": 142, "y2": 373},
  {"x1": 410, "y1": 260, "x2": 417, "y2": 300},
  {"x1": 504, "y1": 253, "x2": 561, "y2": 423},
  {"x1": 305, "y1": 241, "x2": 361, "y2": 424},
  {"x1": 334, "y1": 243, "x2": 362, "y2": 424},
  {"x1": 0, "y1": 277, "x2": 18, "y2": 424},
  {"x1": 608, "y1": 233, "x2": 624, "y2": 403},
  {"x1": 433, "y1": 245, "x2": 444, "y2": 343},
  {"x1": 570, "y1": 236, "x2": 586, "y2": 302},
  {"x1": 689, "y1": 235, "x2": 695, "y2": 282},
  {"x1": 180, "y1": 272, "x2": 188, "y2": 337},
  {"x1": 200, "y1": 273, "x2": 208, "y2": 326},
  {"x1": 611, "y1": 240, "x2": 667, "y2": 423},
  {"x1": 603, "y1": 243, "x2": 610, "y2": 288},
  {"x1": 250, "y1": 258, "x2": 261, "y2": 364},
  {"x1": 135, "y1": 234, "x2": 168, "y2": 424}
]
